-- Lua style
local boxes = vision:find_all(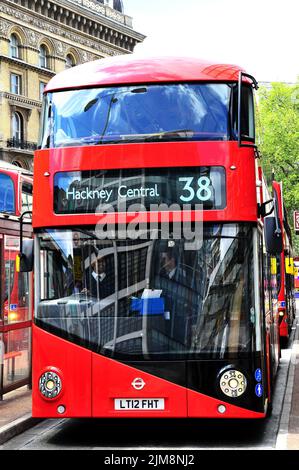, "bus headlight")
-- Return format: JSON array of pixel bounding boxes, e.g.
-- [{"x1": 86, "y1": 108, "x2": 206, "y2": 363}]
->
[
  {"x1": 39, "y1": 371, "x2": 62, "y2": 399},
  {"x1": 219, "y1": 369, "x2": 247, "y2": 398}
]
